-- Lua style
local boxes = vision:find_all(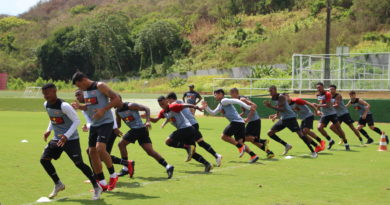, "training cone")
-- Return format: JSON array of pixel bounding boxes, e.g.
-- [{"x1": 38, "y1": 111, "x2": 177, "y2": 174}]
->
[{"x1": 377, "y1": 134, "x2": 387, "y2": 151}]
